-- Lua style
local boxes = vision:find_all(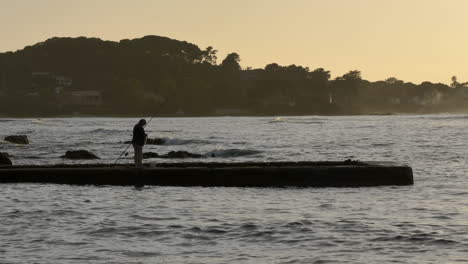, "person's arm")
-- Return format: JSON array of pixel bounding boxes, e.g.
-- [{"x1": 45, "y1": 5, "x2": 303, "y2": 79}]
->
[{"x1": 143, "y1": 128, "x2": 148, "y2": 144}]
